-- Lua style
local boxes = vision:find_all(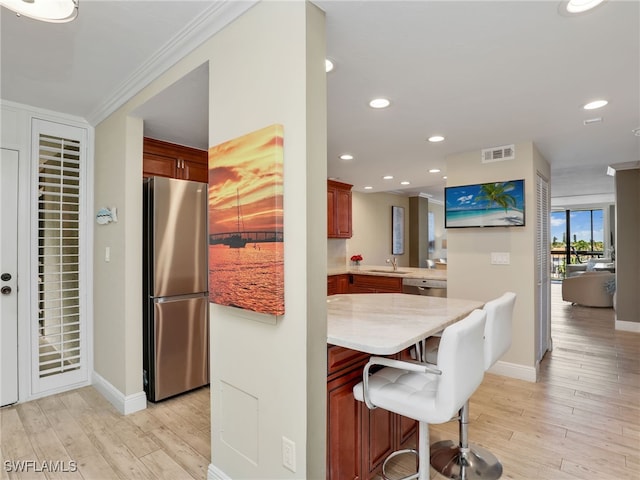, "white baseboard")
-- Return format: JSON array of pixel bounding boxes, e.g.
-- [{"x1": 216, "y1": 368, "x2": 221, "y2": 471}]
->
[
  {"x1": 92, "y1": 371, "x2": 147, "y2": 415},
  {"x1": 488, "y1": 360, "x2": 537, "y2": 382},
  {"x1": 615, "y1": 319, "x2": 640, "y2": 333},
  {"x1": 208, "y1": 464, "x2": 231, "y2": 480}
]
